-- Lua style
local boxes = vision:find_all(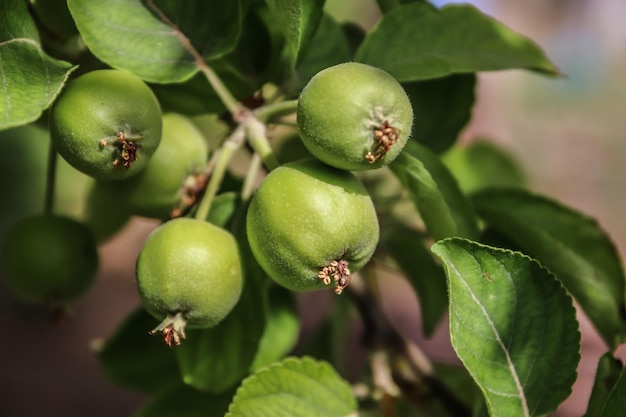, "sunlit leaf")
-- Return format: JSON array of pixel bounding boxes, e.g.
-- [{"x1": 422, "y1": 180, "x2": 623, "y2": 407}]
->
[
  {"x1": 432, "y1": 238, "x2": 580, "y2": 417},
  {"x1": 356, "y1": 3, "x2": 558, "y2": 81}
]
